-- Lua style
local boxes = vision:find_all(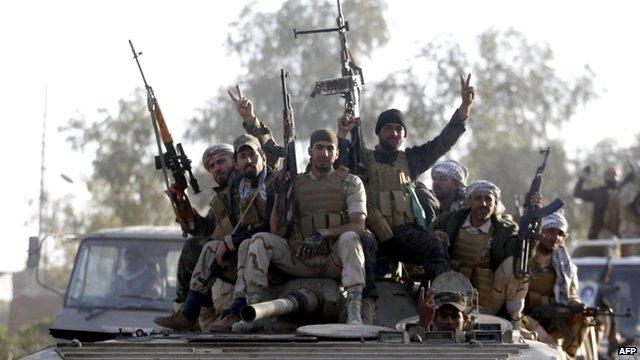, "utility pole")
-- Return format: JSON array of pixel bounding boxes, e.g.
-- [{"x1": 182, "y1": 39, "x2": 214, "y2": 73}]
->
[{"x1": 38, "y1": 85, "x2": 47, "y2": 238}]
